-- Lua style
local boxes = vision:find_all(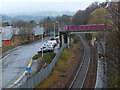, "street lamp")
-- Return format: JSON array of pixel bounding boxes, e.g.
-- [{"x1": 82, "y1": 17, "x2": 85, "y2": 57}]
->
[
  {"x1": 56, "y1": 21, "x2": 60, "y2": 47},
  {"x1": 53, "y1": 23, "x2": 55, "y2": 38},
  {"x1": 42, "y1": 33, "x2": 44, "y2": 58}
]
